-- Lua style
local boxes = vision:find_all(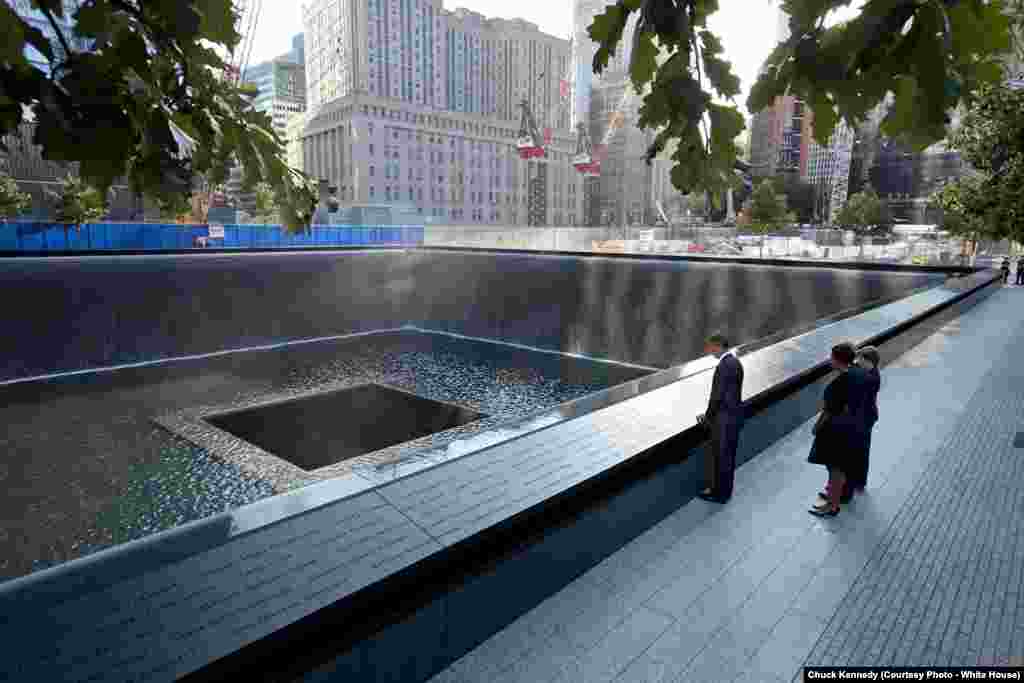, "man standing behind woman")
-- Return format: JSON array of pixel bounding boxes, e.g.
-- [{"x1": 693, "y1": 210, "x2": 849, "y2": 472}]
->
[
  {"x1": 848, "y1": 346, "x2": 881, "y2": 492},
  {"x1": 808, "y1": 342, "x2": 872, "y2": 517}
]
